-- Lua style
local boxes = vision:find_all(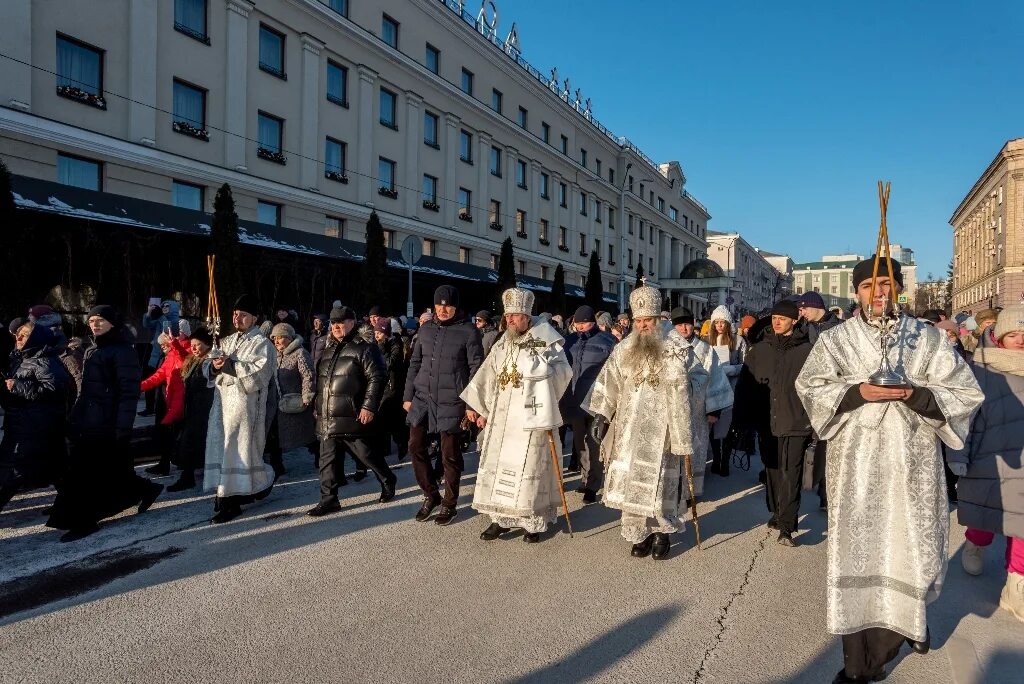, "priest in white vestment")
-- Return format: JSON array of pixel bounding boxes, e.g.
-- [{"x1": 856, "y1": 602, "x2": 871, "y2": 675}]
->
[
  {"x1": 795, "y1": 257, "x2": 983, "y2": 683},
  {"x1": 583, "y1": 284, "x2": 702, "y2": 560},
  {"x1": 204, "y1": 294, "x2": 278, "y2": 524},
  {"x1": 461, "y1": 287, "x2": 572, "y2": 543}
]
